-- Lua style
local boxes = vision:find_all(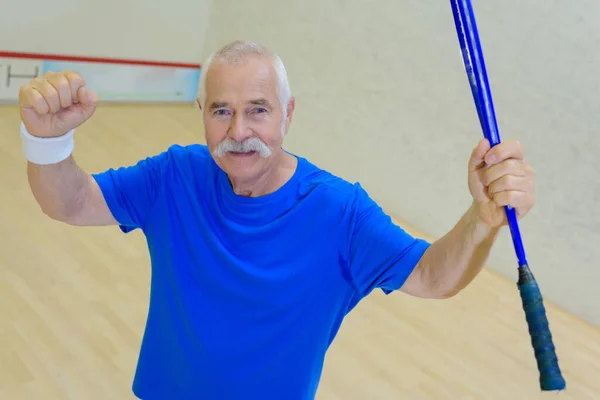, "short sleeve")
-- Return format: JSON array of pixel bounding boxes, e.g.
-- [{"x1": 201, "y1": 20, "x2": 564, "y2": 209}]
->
[
  {"x1": 92, "y1": 150, "x2": 171, "y2": 233},
  {"x1": 347, "y1": 184, "x2": 431, "y2": 296}
]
